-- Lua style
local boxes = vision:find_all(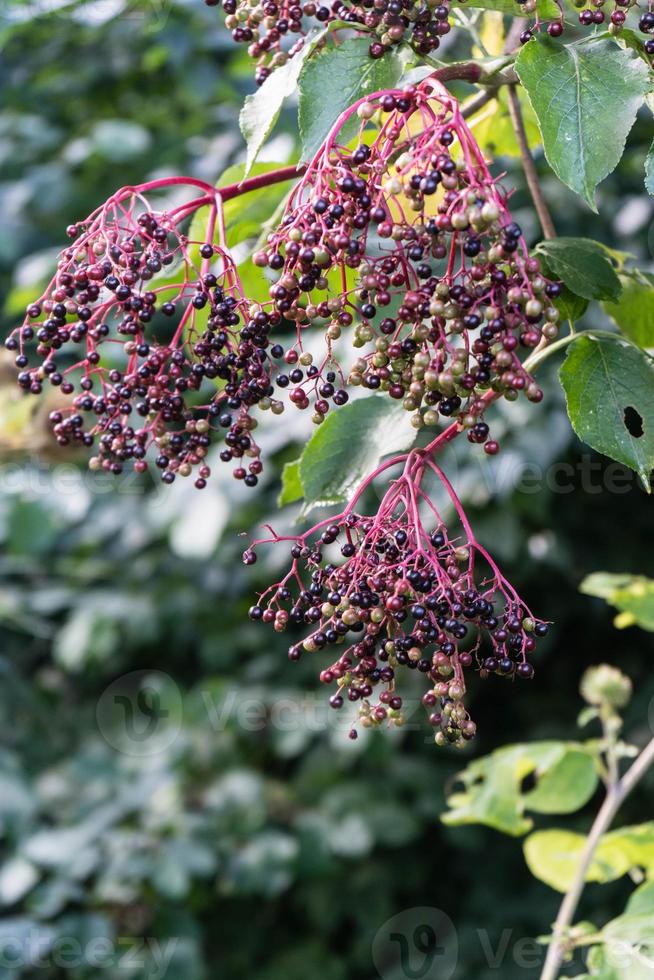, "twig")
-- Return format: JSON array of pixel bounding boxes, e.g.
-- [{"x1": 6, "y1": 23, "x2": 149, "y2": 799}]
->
[
  {"x1": 539, "y1": 735, "x2": 654, "y2": 980},
  {"x1": 507, "y1": 84, "x2": 556, "y2": 240}
]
